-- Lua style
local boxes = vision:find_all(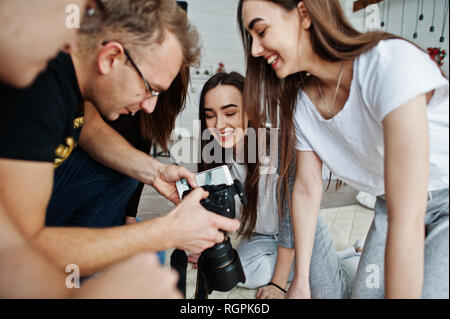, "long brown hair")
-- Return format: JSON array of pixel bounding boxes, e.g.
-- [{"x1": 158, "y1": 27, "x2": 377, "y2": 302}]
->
[
  {"x1": 237, "y1": 0, "x2": 404, "y2": 211},
  {"x1": 198, "y1": 72, "x2": 262, "y2": 238}
]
